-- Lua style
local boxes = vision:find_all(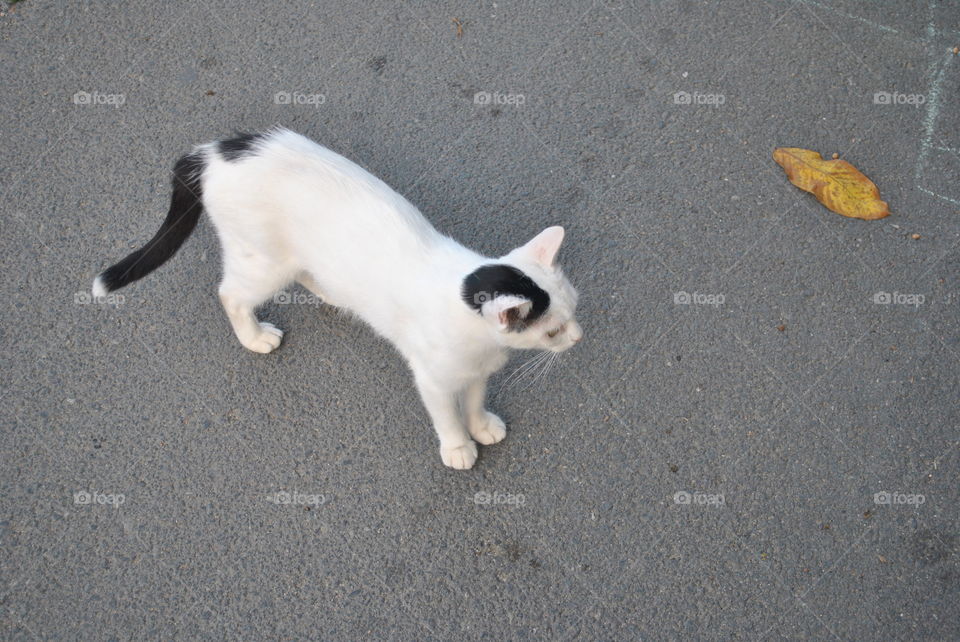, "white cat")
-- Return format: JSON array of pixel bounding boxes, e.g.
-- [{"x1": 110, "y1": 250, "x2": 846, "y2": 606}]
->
[{"x1": 93, "y1": 129, "x2": 582, "y2": 469}]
